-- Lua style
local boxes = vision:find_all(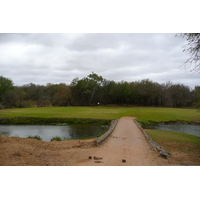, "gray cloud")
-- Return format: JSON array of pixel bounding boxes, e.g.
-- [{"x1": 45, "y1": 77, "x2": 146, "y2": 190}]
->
[
  {"x1": 0, "y1": 33, "x2": 198, "y2": 89},
  {"x1": 66, "y1": 33, "x2": 123, "y2": 51}
]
